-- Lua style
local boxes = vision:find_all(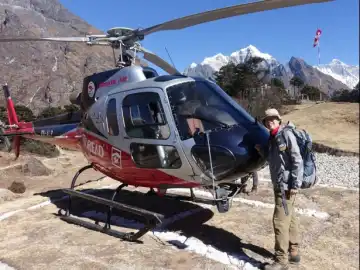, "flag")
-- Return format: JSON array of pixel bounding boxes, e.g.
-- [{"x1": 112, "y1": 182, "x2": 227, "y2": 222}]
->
[{"x1": 313, "y1": 29, "x2": 322, "y2": 47}]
